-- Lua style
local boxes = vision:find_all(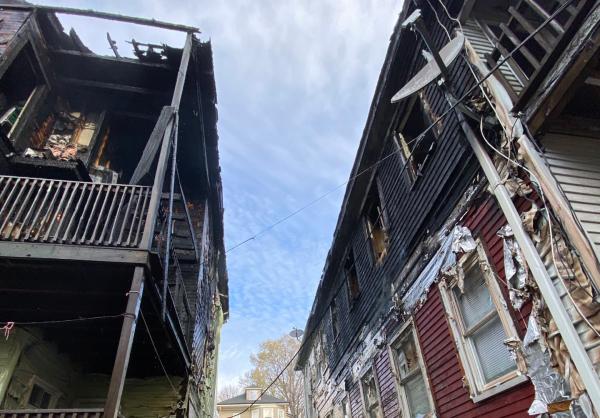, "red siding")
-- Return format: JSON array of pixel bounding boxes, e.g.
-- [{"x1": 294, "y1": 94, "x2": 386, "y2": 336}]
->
[
  {"x1": 374, "y1": 349, "x2": 401, "y2": 418},
  {"x1": 350, "y1": 383, "x2": 364, "y2": 418},
  {"x1": 414, "y1": 196, "x2": 535, "y2": 417}
]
